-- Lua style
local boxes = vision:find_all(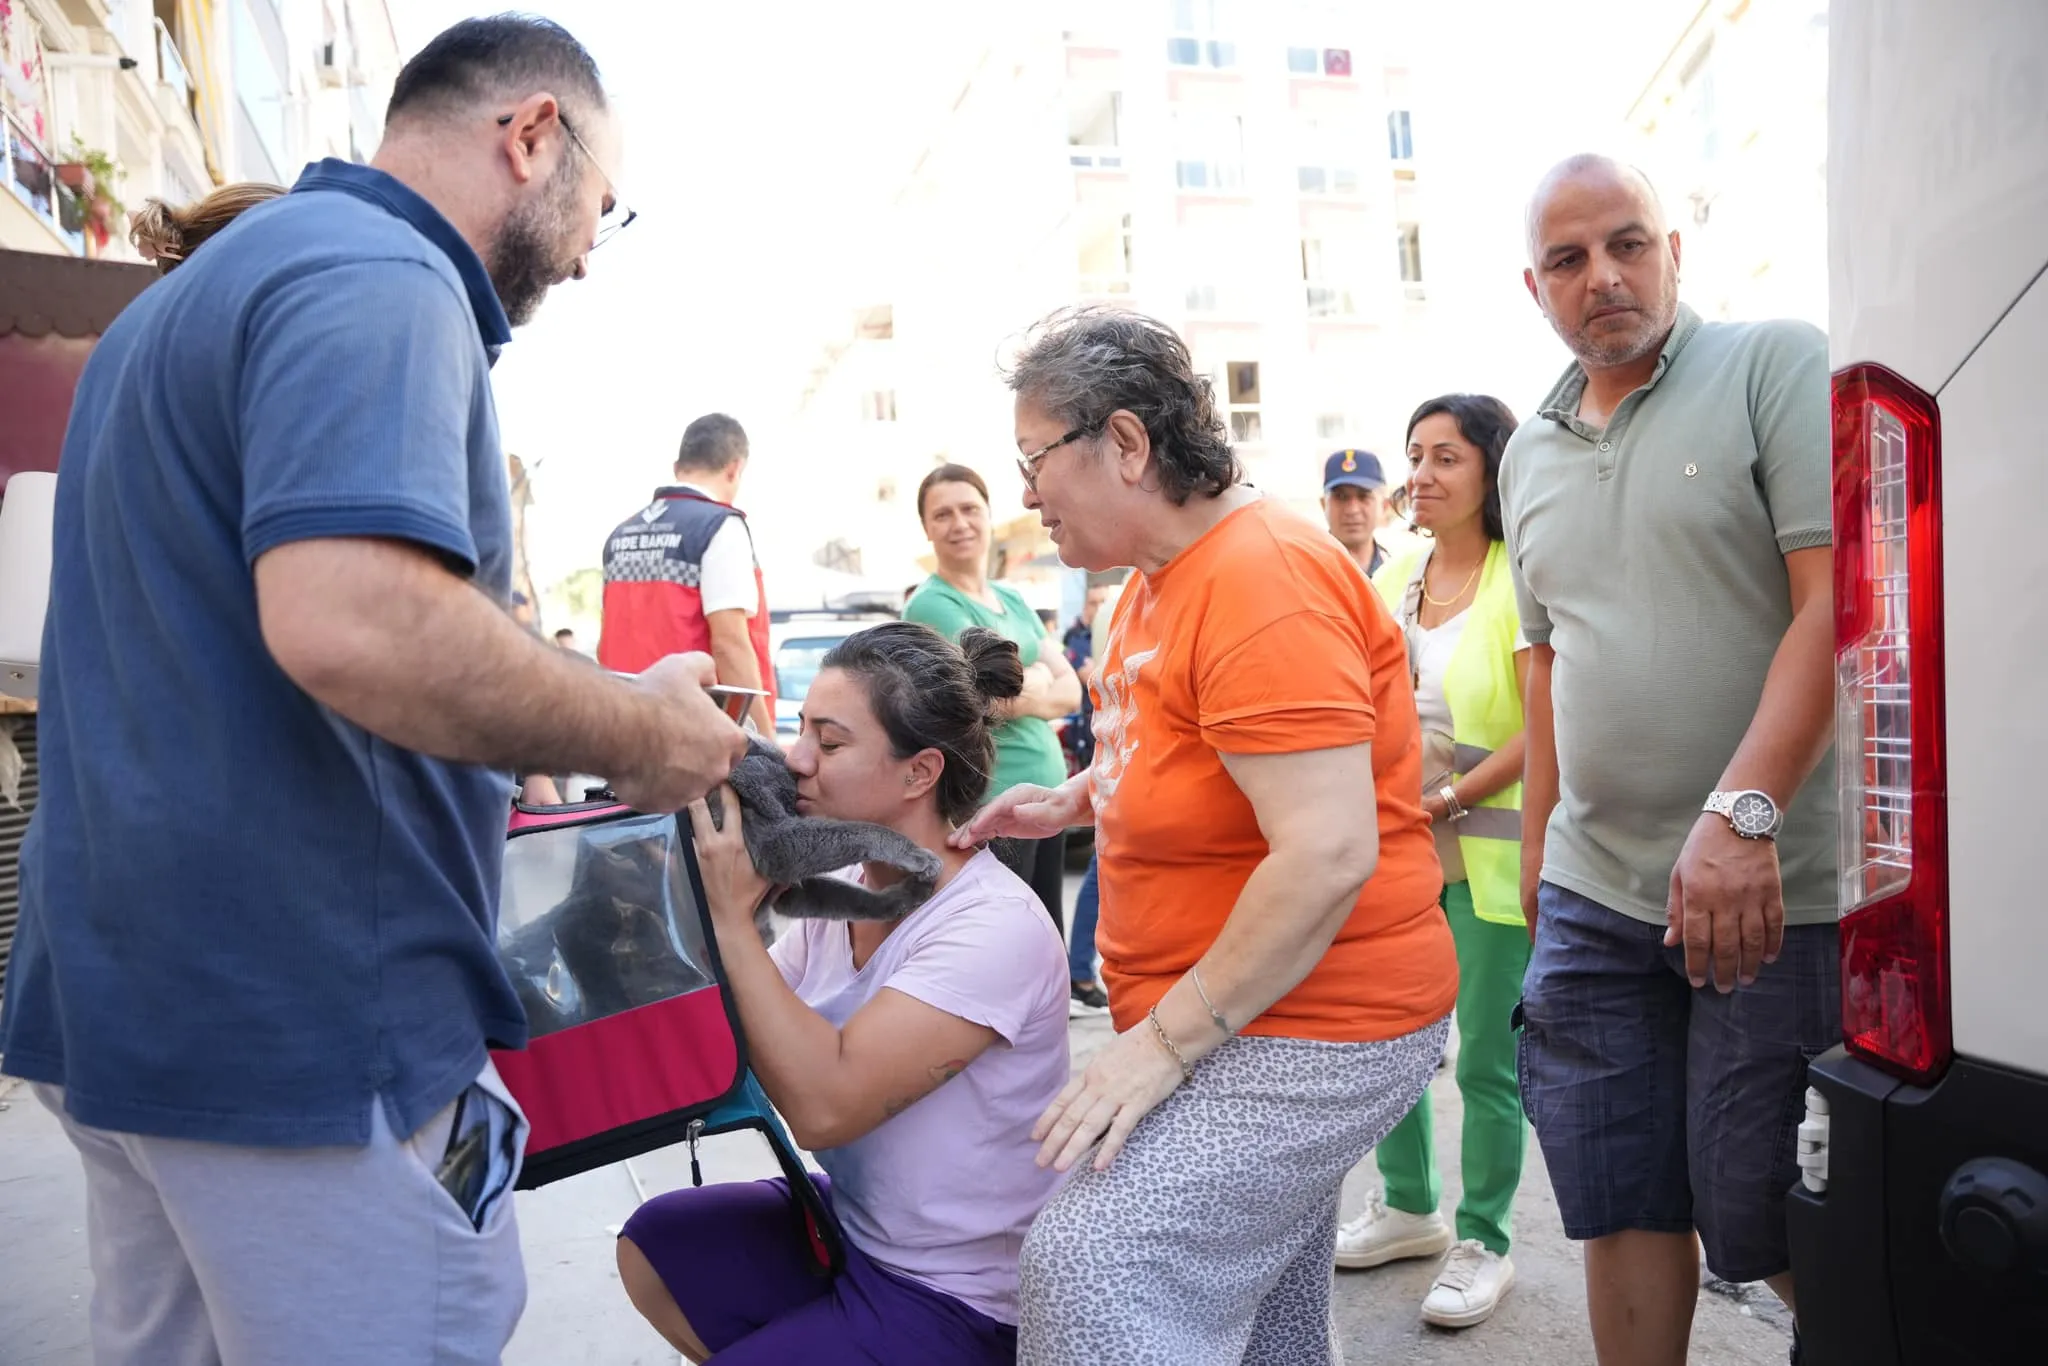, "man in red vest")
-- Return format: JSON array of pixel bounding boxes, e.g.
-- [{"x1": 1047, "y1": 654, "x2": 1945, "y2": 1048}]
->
[{"x1": 599, "y1": 414, "x2": 774, "y2": 733}]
